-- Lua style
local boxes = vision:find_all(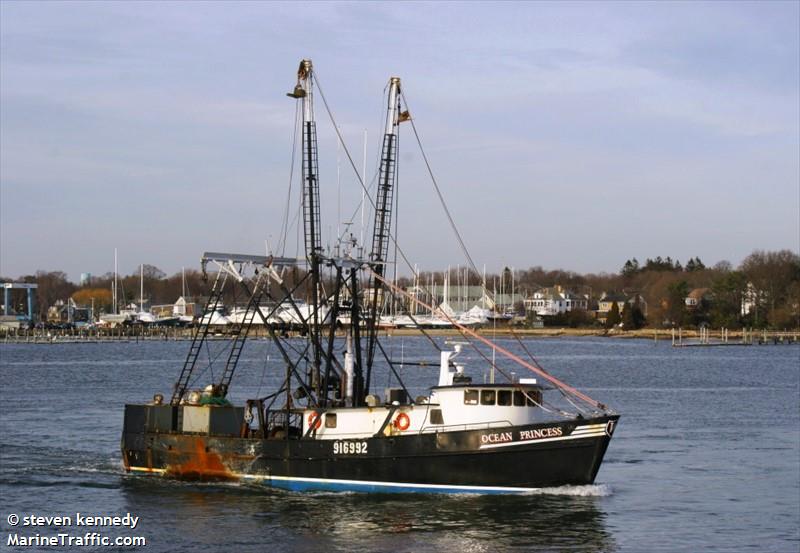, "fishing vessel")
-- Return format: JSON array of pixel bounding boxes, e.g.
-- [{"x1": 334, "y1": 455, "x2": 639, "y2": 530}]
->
[{"x1": 121, "y1": 60, "x2": 619, "y2": 493}]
